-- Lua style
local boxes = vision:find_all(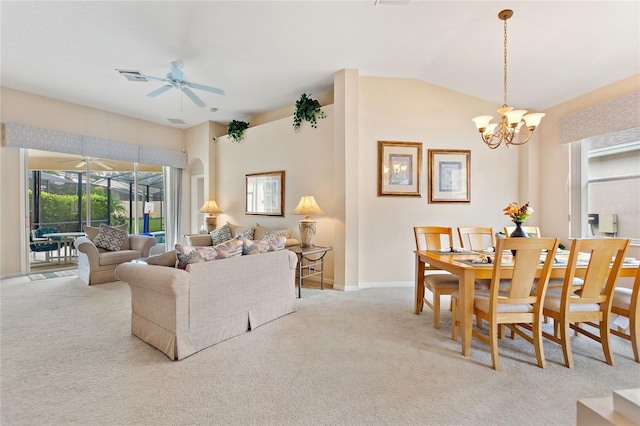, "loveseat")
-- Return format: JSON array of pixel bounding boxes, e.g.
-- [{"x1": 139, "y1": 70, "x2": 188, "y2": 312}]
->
[
  {"x1": 74, "y1": 224, "x2": 157, "y2": 285},
  {"x1": 115, "y1": 248, "x2": 297, "y2": 360}
]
